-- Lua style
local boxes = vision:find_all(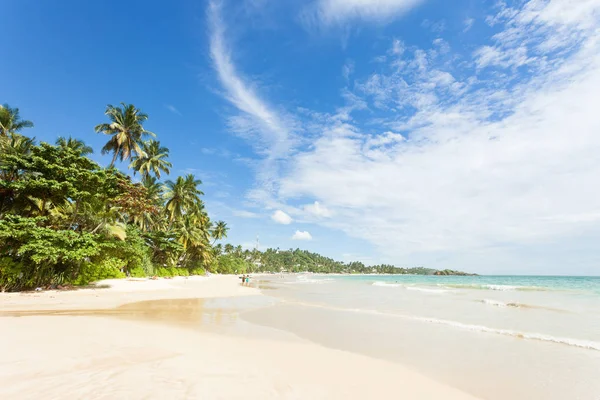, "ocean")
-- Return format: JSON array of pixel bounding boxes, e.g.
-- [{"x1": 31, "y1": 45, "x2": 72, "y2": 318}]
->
[{"x1": 243, "y1": 274, "x2": 600, "y2": 400}]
